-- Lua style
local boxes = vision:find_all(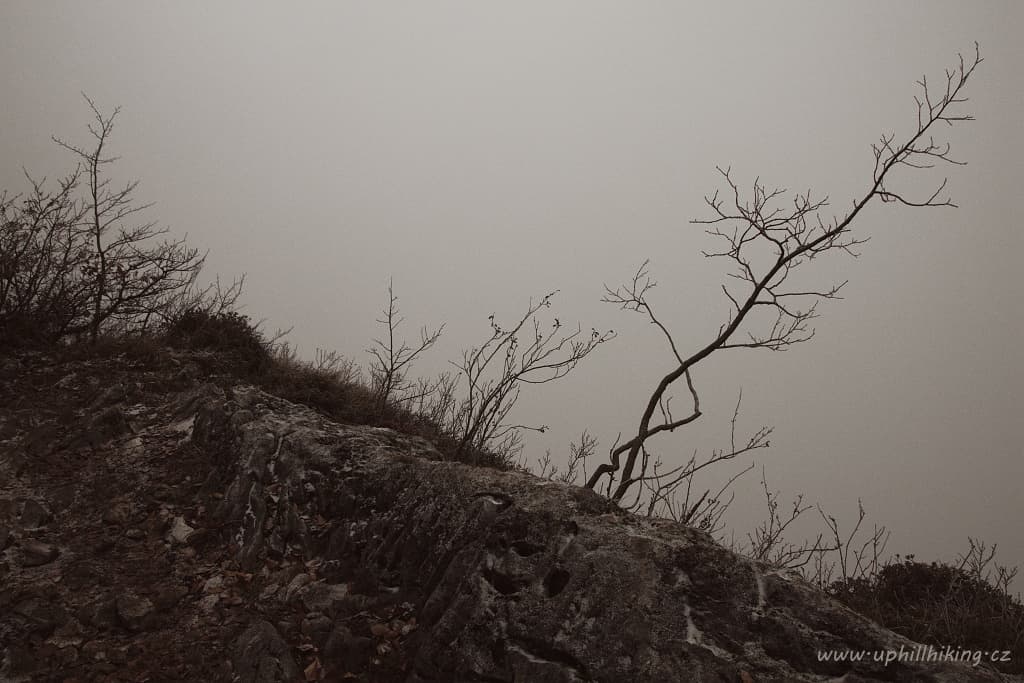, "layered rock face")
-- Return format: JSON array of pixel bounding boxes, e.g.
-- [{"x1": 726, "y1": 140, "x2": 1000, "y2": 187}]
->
[
  {"x1": 0, "y1": 351, "x2": 1012, "y2": 682},
  {"x1": 191, "y1": 384, "x2": 1005, "y2": 682}
]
